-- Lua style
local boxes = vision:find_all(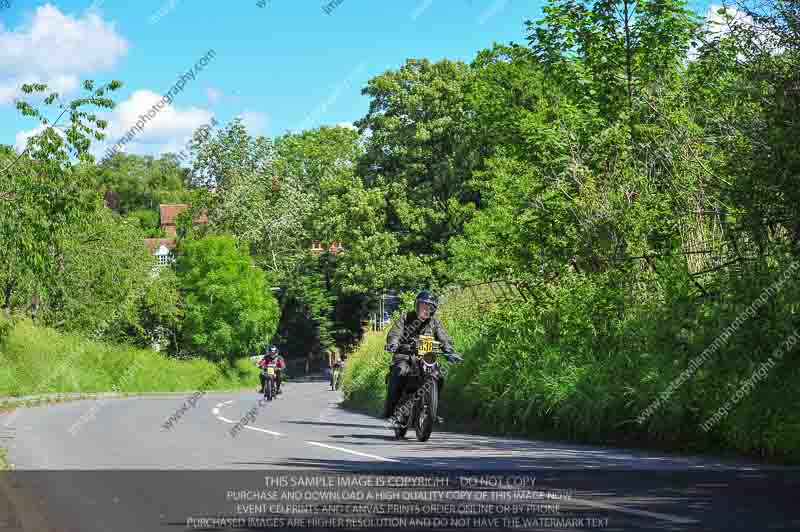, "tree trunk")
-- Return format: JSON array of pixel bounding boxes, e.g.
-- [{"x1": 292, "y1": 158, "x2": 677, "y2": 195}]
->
[{"x1": 3, "y1": 278, "x2": 16, "y2": 311}]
